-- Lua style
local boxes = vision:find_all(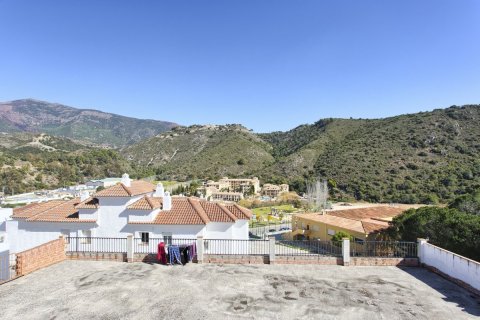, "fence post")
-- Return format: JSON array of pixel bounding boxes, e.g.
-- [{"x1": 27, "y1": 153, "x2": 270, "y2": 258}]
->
[
  {"x1": 196, "y1": 236, "x2": 204, "y2": 264},
  {"x1": 417, "y1": 238, "x2": 427, "y2": 265},
  {"x1": 269, "y1": 236, "x2": 276, "y2": 264},
  {"x1": 342, "y1": 238, "x2": 350, "y2": 266},
  {"x1": 127, "y1": 235, "x2": 134, "y2": 263}
]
